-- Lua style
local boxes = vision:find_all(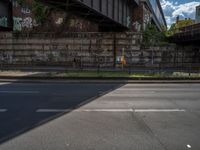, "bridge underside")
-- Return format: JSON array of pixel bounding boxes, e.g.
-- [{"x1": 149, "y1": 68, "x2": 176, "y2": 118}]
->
[{"x1": 38, "y1": 0, "x2": 138, "y2": 31}]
